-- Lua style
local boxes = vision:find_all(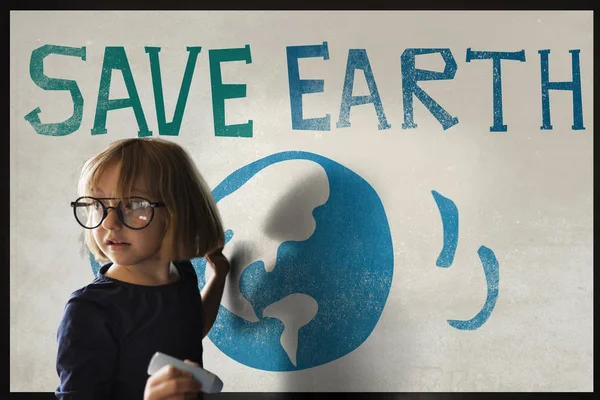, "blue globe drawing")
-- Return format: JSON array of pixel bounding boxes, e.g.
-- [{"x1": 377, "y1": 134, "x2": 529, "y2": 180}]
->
[{"x1": 90, "y1": 151, "x2": 394, "y2": 371}]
